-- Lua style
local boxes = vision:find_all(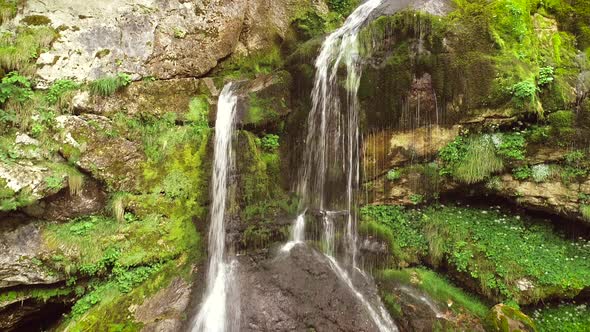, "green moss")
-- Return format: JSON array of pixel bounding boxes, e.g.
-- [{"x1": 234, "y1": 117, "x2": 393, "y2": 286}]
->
[
  {"x1": 378, "y1": 268, "x2": 489, "y2": 318},
  {"x1": 485, "y1": 304, "x2": 537, "y2": 332},
  {"x1": 20, "y1": 15, "x2": 51, "y2": 26},
  {"x1": 58, "y1": 257, "x2": 193, "y2": 332},
  {"x1": 547, "y1": 110, "x2": 575, "y2": 140}
]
